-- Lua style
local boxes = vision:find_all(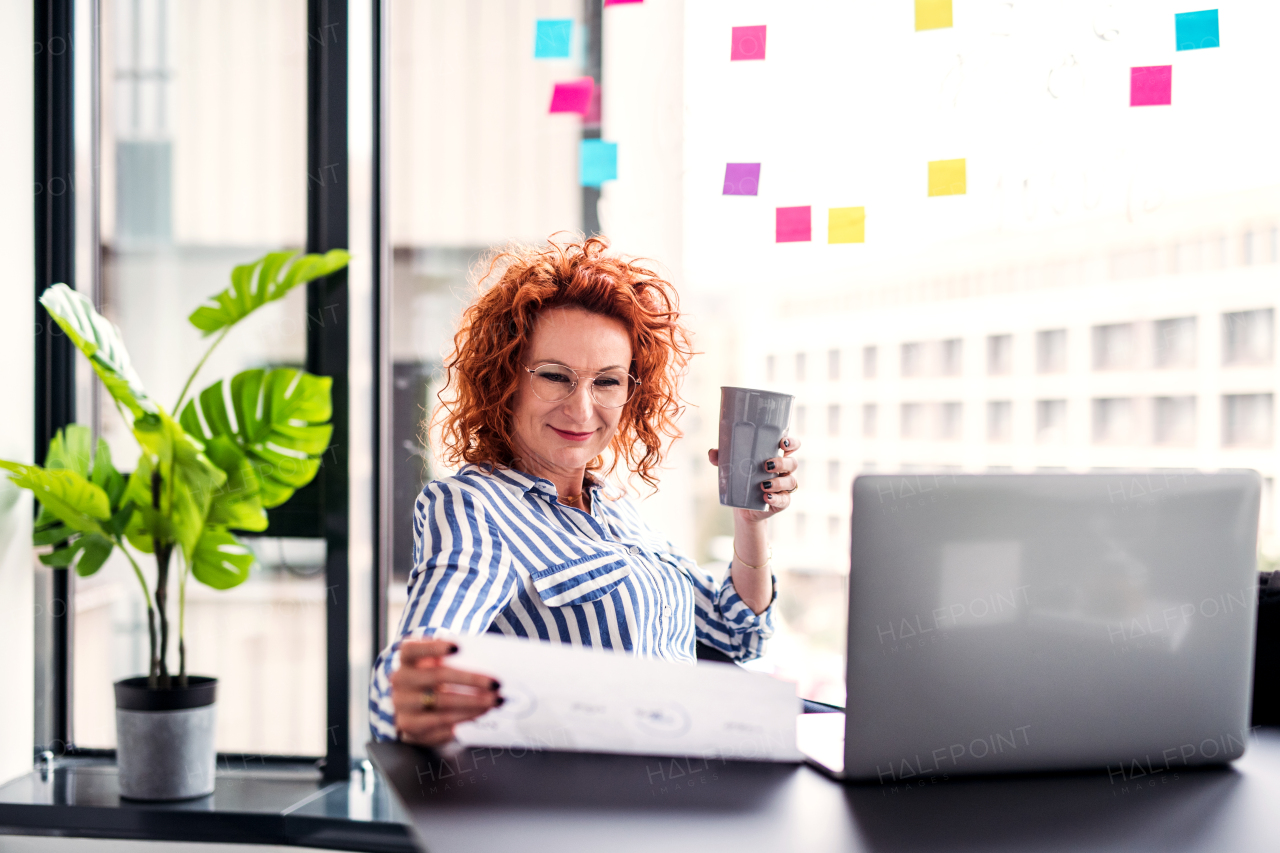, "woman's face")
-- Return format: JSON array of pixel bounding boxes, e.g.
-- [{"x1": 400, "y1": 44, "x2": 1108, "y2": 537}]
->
[{"x1": 510, "y1": 306, "x2": 633, "y2": 479}]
